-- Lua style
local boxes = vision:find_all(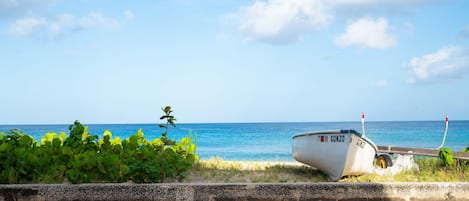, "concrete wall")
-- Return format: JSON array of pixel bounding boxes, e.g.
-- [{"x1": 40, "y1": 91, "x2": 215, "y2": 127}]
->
[{"x1": 1, "y1": 182, "x2": 468, "y2": 201}]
